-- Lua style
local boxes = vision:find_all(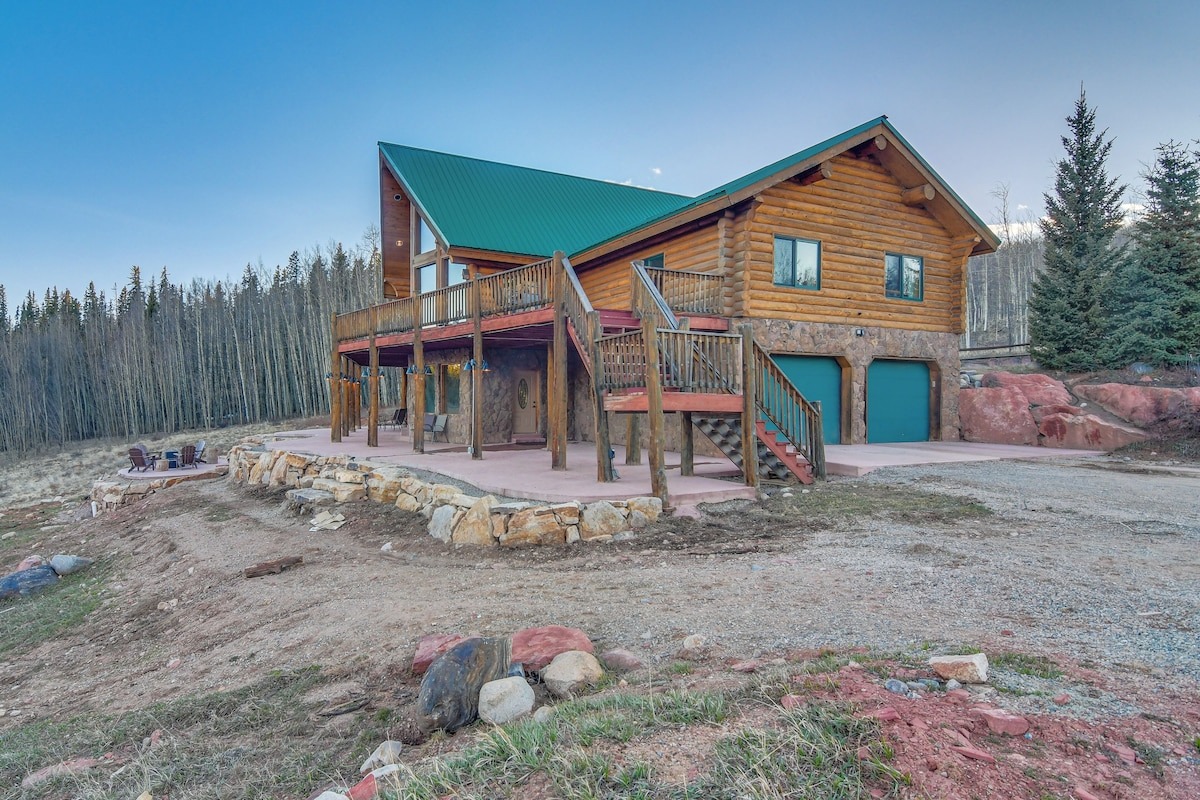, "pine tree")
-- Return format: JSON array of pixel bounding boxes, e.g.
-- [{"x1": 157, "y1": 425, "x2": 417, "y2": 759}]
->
[
  {"x1": 0, "y1": 285, "x2": 9, "y2": 336},
  {"x1": 1100, "y1": 141, "x2": 1200, "y2": 366},
  {"x1": 1028, "y1": 90, "x2": 1127, "y2": 371}
]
